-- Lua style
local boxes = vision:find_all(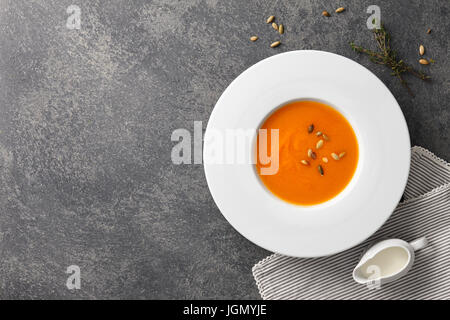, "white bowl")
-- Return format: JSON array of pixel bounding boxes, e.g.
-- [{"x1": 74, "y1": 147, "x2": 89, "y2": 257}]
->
[{"x1": 204, "y1": 50, "x2": 410, "y2": 257}]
